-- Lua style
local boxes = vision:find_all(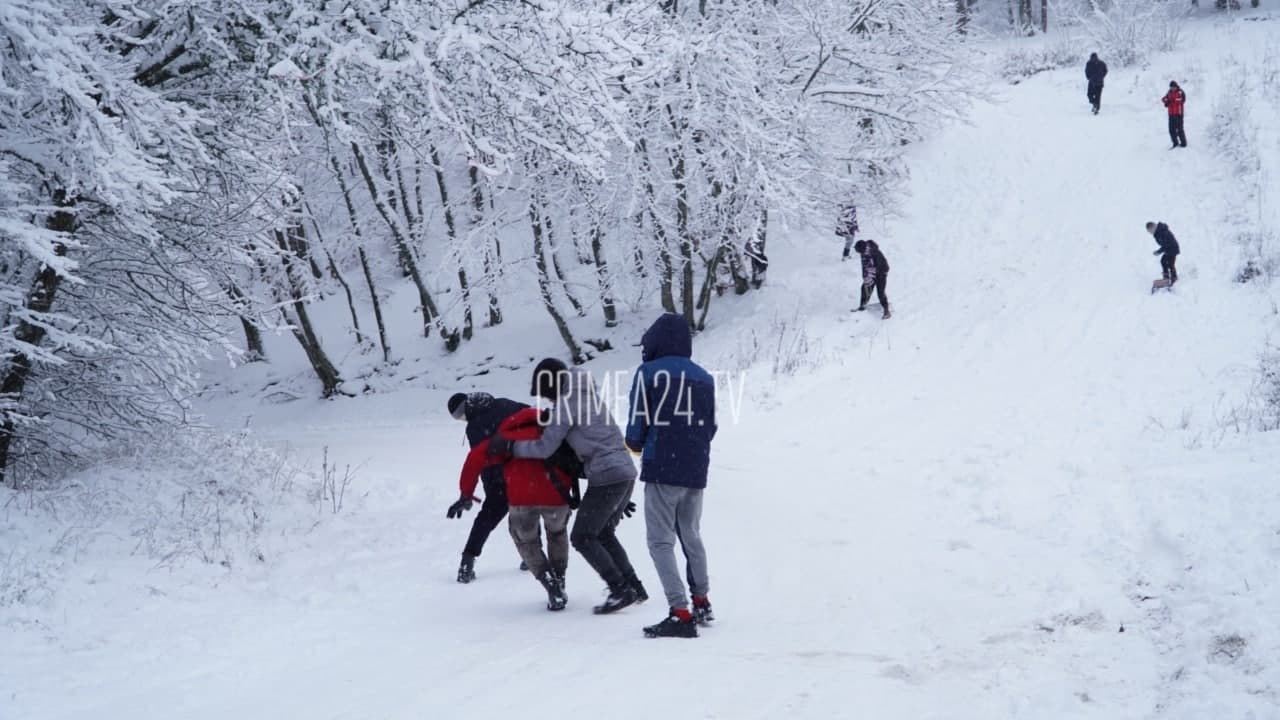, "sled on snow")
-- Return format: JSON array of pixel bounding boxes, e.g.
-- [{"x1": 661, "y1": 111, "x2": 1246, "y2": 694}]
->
[{"x1": 1151, "y1": 278, "x2": 1173, "y2": 294}]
